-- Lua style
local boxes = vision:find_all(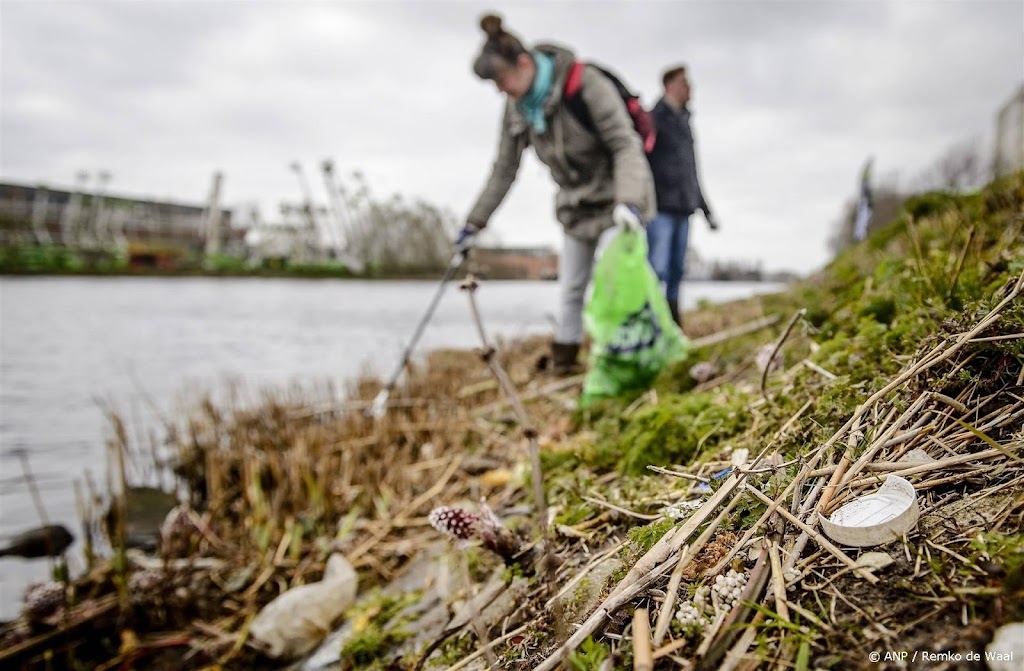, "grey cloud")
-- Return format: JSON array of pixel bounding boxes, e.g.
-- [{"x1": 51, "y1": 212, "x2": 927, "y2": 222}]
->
[{"x1": 2, "y1": 0, "x2": 1021, "y2": 274}]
